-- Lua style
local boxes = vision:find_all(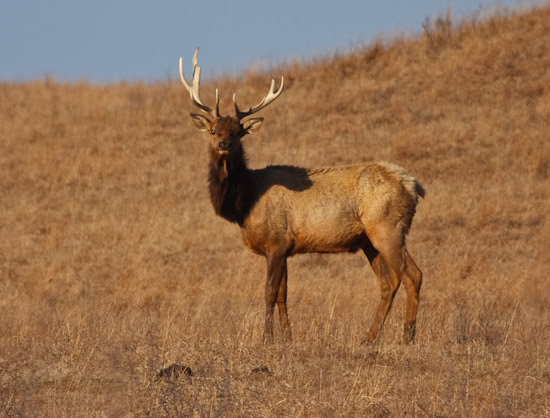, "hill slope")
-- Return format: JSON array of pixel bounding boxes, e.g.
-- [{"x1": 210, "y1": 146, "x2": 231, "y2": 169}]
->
[{"x1": 1, "y1": 5, "x2": 549, "y2": 417}]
